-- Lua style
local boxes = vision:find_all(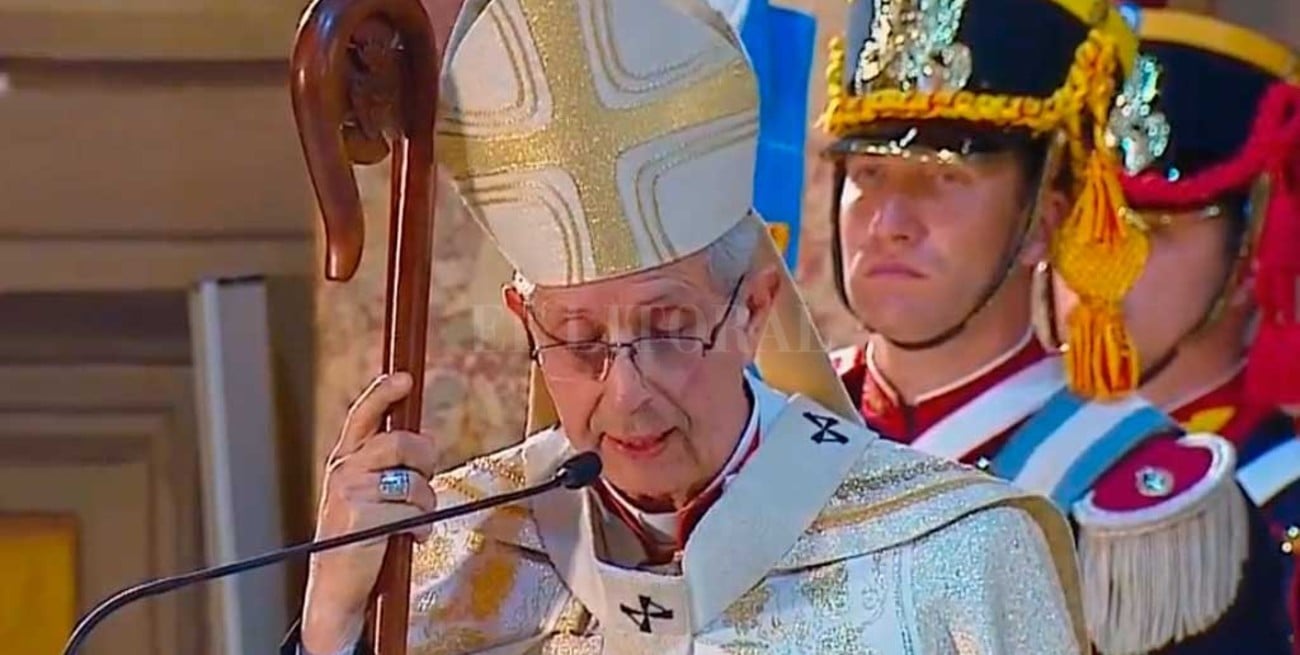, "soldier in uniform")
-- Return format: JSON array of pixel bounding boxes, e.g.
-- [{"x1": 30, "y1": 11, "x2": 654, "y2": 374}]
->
[
  {"x1": 1041, "y1": 7, "x2": 1300, "y2": 645},
  {"x1": 820, "y1": 0, "x2": 1290, "y2": 652},
  {"x1": 283, "y1": 0, "x2": 1091, "y2": 653},
  {"x1": 822, "y1": 0, "x2": 1154, "y2": 468}
]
